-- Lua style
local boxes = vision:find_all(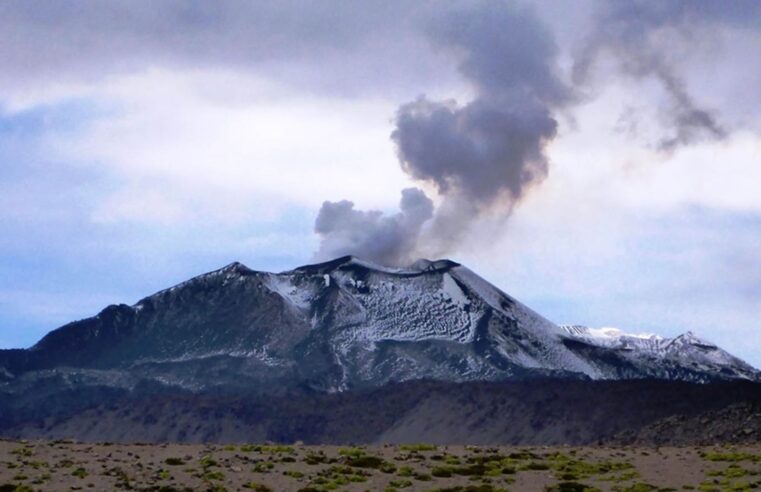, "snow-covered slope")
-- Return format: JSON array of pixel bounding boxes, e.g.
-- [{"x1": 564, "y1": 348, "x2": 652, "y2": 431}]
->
[
  {"x1": 559, "y1": 325, "x2": 759, "y2": 382},
  {"x1": 0, "y1": 256, "x2": 757, "y2": 396}
]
